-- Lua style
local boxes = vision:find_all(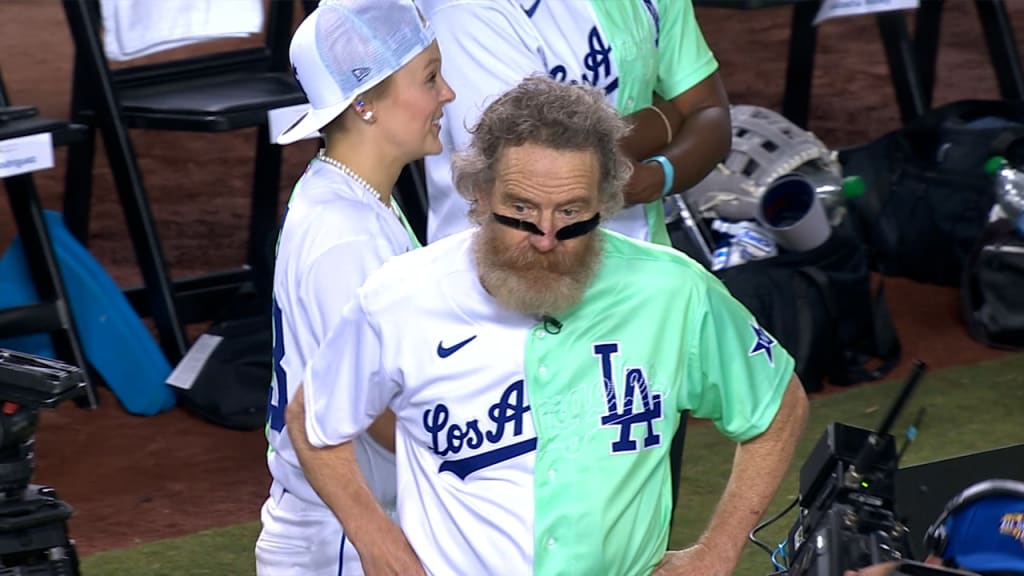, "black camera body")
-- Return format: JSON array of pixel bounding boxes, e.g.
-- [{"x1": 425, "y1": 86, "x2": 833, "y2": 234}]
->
[
  {"x1": 786, "y1": 422, "x2": 910, "y2": 575},
  {"x1": 785, "y1": 361, "x2": 930, "y2": 576},
  {"x1": 0, "y1": 349, "x2": 86, "y2": 575}
]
